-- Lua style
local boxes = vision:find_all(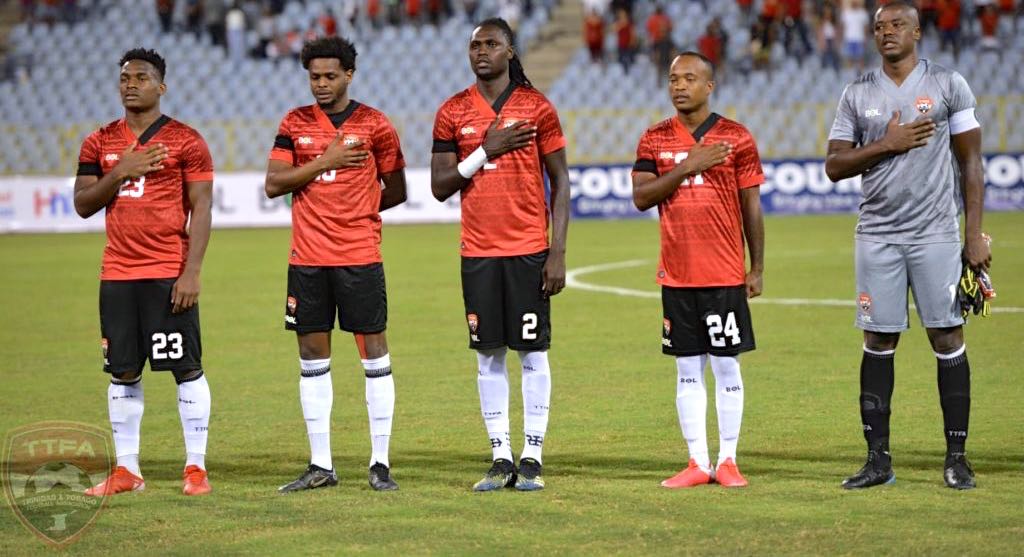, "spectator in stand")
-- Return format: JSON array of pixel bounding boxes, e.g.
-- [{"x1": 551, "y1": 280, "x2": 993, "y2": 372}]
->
[
  {"x1": 407, "y1": 0, "x2": 422, "y2": 24},
  {"x1": 937, "y1": 0, "x2": 962, "y2": 61},
  {"x1": 584, "y1": 9, "x2": 605, "y2": 64},
  {"x1": 781, "y1": 0, "x2": 812, "y2": 63},
  {"x1": 698, "y1": 20, "x2": 723, "y2": 69},
  {"x1": 919, "y1": 0, "x2": 938, "y2": 36},
  {"x1": 999, "y1": 0, "x2": 1019, "y2": 32},
  {"x1": 978, "y1": 3, "x2": 1001, "y2": 54},
  {"x1": 760, "y1": 0, "x2": 781, "y2": 34},
  {"x1": 185, "y1": 0, "x2": 203, "y2": 38},
  {"x1": 841, "y1": 0, "x2": 869, "y2": 74},
  {"x1": 386, "y1": 0, "x2": 401, "y2": 26},
  {"x1": 367, "y1": 0, "x2": 382, "y2": 28},
  {"x1": 463, "y1": 0, "x2": 480, "y2": 23},
  {"x1": 20, "y1": 0, "x2": 35, "y2": 23},
  {"x1": 206, "y1": 0, "x2": 228, "y2": 47},
  {"x1": 614, "y1": 7, "x2": 637, "y2": 73},
  {"x1": 611, "y1": 0, "x2": 634, "y2": 17},
  {"x1": 737, "y1": 0, "x2": 754, "y2": 26},
  {"x1": 157, "y1": 0, "x2": 175, "y2": 33},
  {"x1": 226, "y1": 2, "x2": 246, "y2": 61},
  {"x1": 748, "y1": 18, "x2": 773, "y2": 73},
  {"x1": 646, "y1": 4, "x2": 673, "y2": 85},
  {"x1": 319, "y1": 8, "x2": 337, "y2": 36},
  {"x1": 819, "y1": 2, "x2": 841, "y2": 72},
  {"x1": 255, "y1": 5, "x2": 275, "y2": 57},
  {"x1": 428, "y1": 0, "x2": 444, "y2": 25},
  {"x1": 38, "y1": 0, "x2": 62, "y2": 24}
]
